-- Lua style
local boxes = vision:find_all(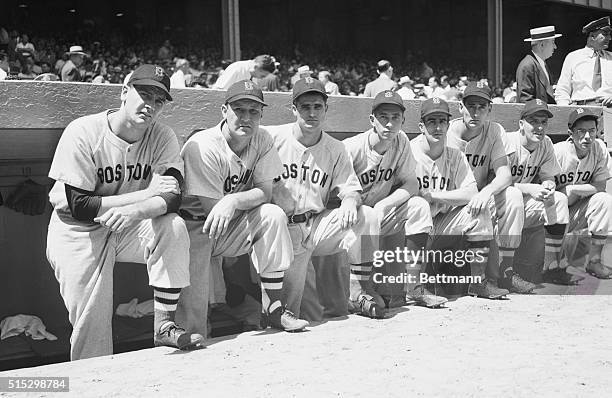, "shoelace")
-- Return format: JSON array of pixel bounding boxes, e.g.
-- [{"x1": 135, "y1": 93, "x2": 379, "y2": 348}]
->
[
  {"x1": 160, "y1": 323, "x2": 185, "y2": 336},
  {"x1": 282, "y1": 308, "x2": 299, "y2": 320}
]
